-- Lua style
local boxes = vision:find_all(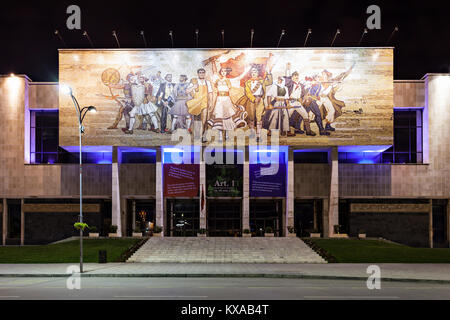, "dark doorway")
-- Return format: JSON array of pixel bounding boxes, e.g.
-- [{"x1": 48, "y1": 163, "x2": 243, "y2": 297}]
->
[
  {"x1": 166, "y1": 199, "x2": 199, "y2": 236},
  {"x1": 7, "y1": 199, "x2": 21, "y2": 245},
  {"x1": 250, "y1": 200, "x2": 283, "y2": 236},
  {"x1": 130, "y1": 199, "x2": 155, "y2": 236},
  {"x1": 433, "y1": 200, "x2": 447, "y2": 247},
  {"x1": 294, "y1": 200, "x2": 322, "y2": 237},
  {"x1": 207, "y1": 200, "x2": 241, "y2": 236},
  {"x1": 100, "y1": 200, "x2": 112, "y2": 236}
]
